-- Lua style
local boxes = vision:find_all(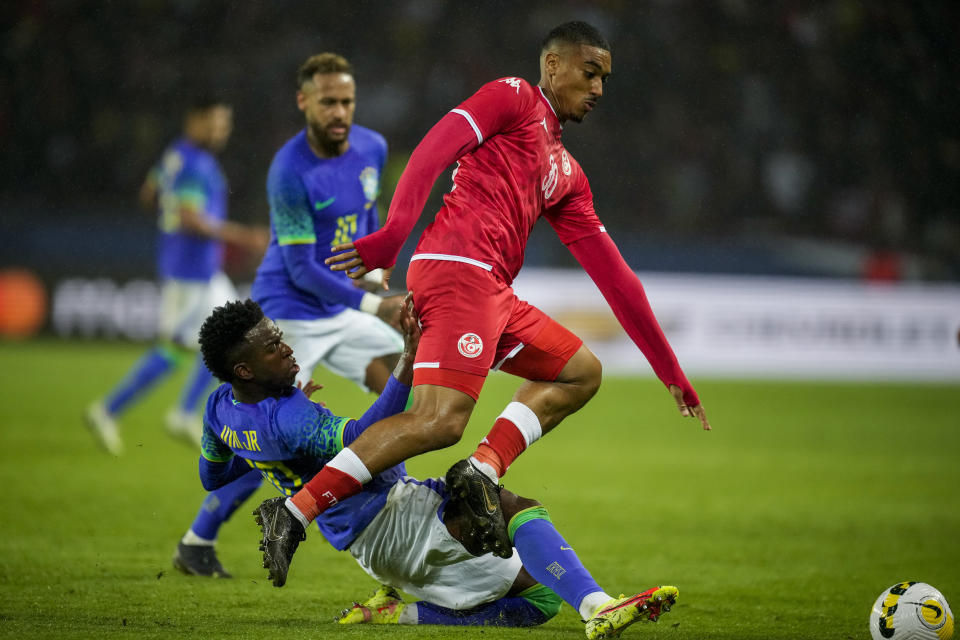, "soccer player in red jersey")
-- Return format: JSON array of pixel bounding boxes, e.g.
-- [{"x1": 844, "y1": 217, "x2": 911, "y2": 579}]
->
[{"x1": 255, "y1": 21, "x2": 711, "y2": 584}]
